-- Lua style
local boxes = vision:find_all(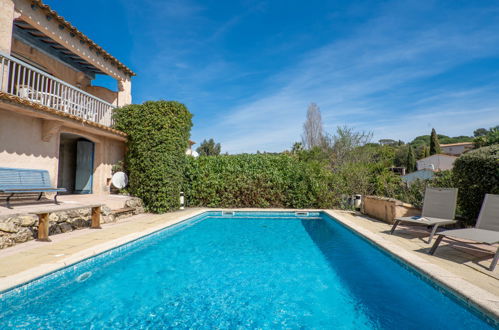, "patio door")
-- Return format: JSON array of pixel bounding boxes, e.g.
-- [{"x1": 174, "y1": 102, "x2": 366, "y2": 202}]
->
[{"x1": 74, "y1": 140, "x2": 94, "y2": 194}]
